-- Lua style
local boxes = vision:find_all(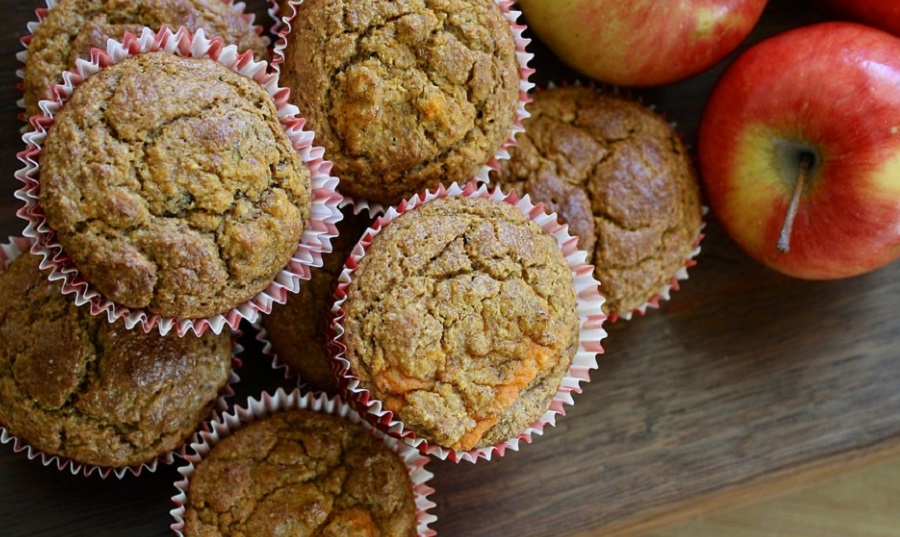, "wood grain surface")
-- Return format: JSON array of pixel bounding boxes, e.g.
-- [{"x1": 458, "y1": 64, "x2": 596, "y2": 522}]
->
[
  {"x1": 648, "y1": 458, "x2": 900, "y2": 537},
  {"x1": 1, "y1": 1, "x2": 899, "y2": 536}
]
